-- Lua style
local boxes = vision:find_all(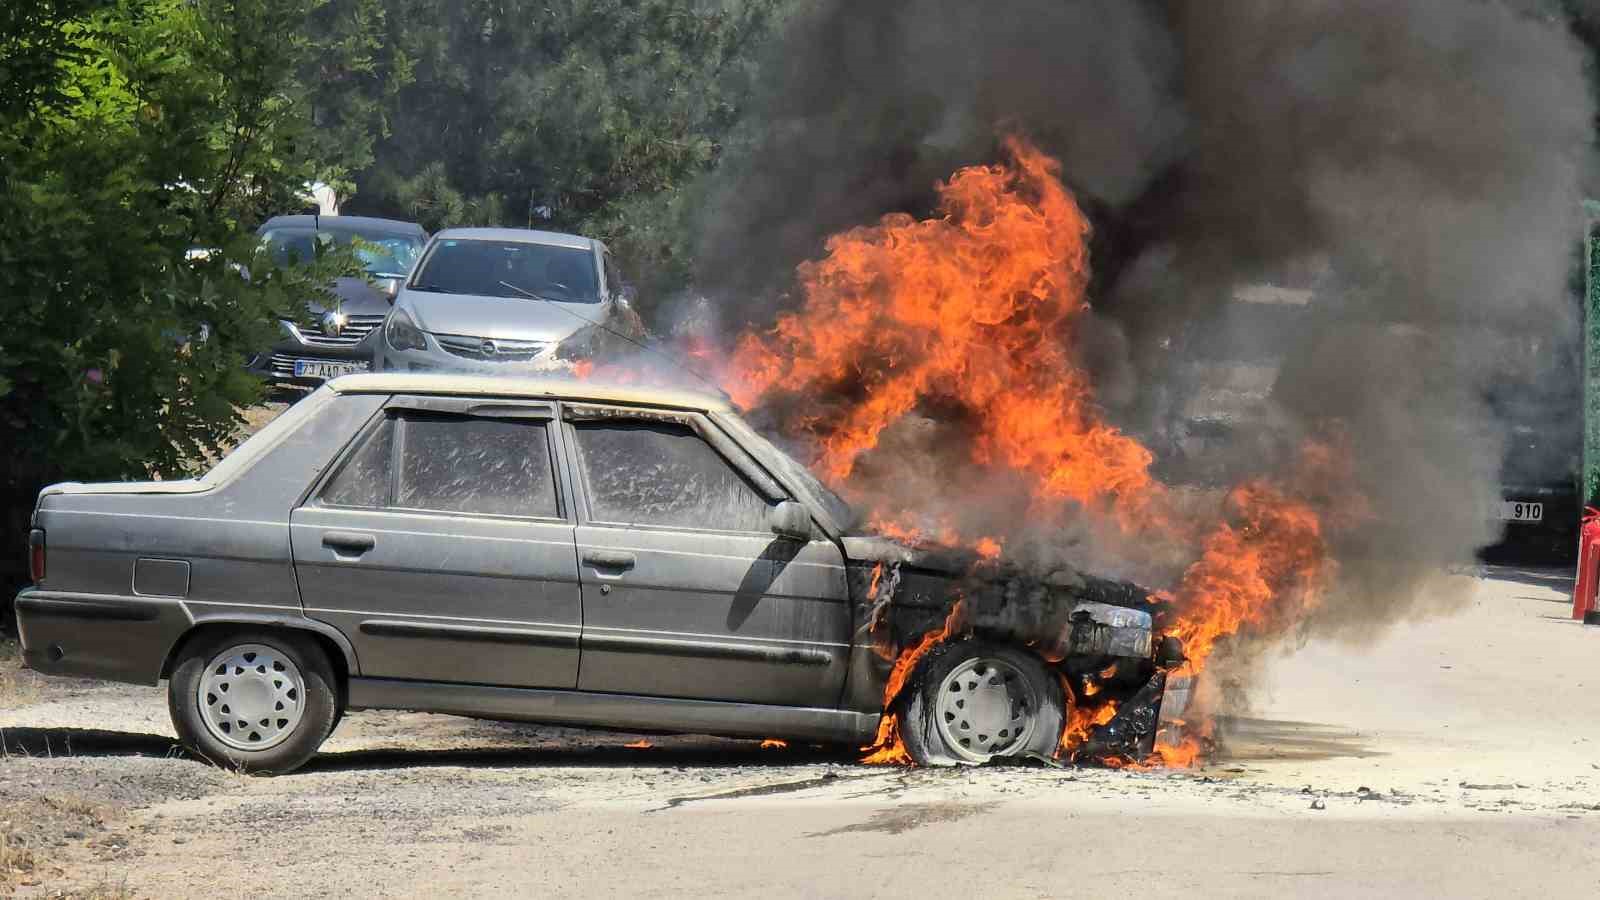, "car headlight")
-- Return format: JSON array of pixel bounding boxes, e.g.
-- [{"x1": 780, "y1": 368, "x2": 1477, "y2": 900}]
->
[{"x1": 385, "y1": 308, "x2": 427, "y2": 352}]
